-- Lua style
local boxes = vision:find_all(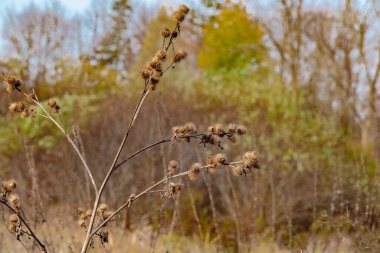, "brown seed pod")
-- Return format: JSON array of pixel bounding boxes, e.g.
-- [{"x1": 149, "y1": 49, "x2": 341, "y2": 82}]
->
[
  {"x1": 214, "y1": 124, "x2": 225, "y2": 137},
  {"x1": 48, "y1": 99, "x2": 57, "y2": 108},
  {"x1": 8, "y1": 222, "x2": 17, "y2": 233},
  {"x1": 9, "y1": 194, "x2": 21, "y2": 209},
  {"x1": 231, "y1": 165, "x2": 245, "y2": 176},
  {"x1": 155, "y1": 50, "x2": 167, "y2": 61},
  {"x1": 184, "y1": 122, "x2": 197, "y2": 134},
  {"x1": 188, "y1": 163, "x2": 202, "y2": 181},
  {"x1": 161, "y1": 27, "x2": 171, "y2": 38},
  {"x1": 179, "y1": 4, "x2": 190, "y2": 14},
  {"x1": 214, "y1": 153, "x2": 227, "y2": 165},
  {"x1": 168, "y1": 160, "x2": 179, "y2": 176},
  {"x1": 173, "y1": 11, "x2": 186, "y2": 22},
  {"x1": 141, "y1": 69, "x2": 151, "y2": 80},
  {"x1": 9, "y1": 214, "x2": 19, "y2": 224},
  {"x1": 2, "y1": 179, "x2": 16, "y2": 193},
  {"x1": 228, "y1": 124, "x2": 238, "y2": 133},
  {"x1": 237, "y1": 125, "x2": 247, "y2": 135},
  {"x1": 243, "y1": 151, "x2": 260, "y2": 169}
]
